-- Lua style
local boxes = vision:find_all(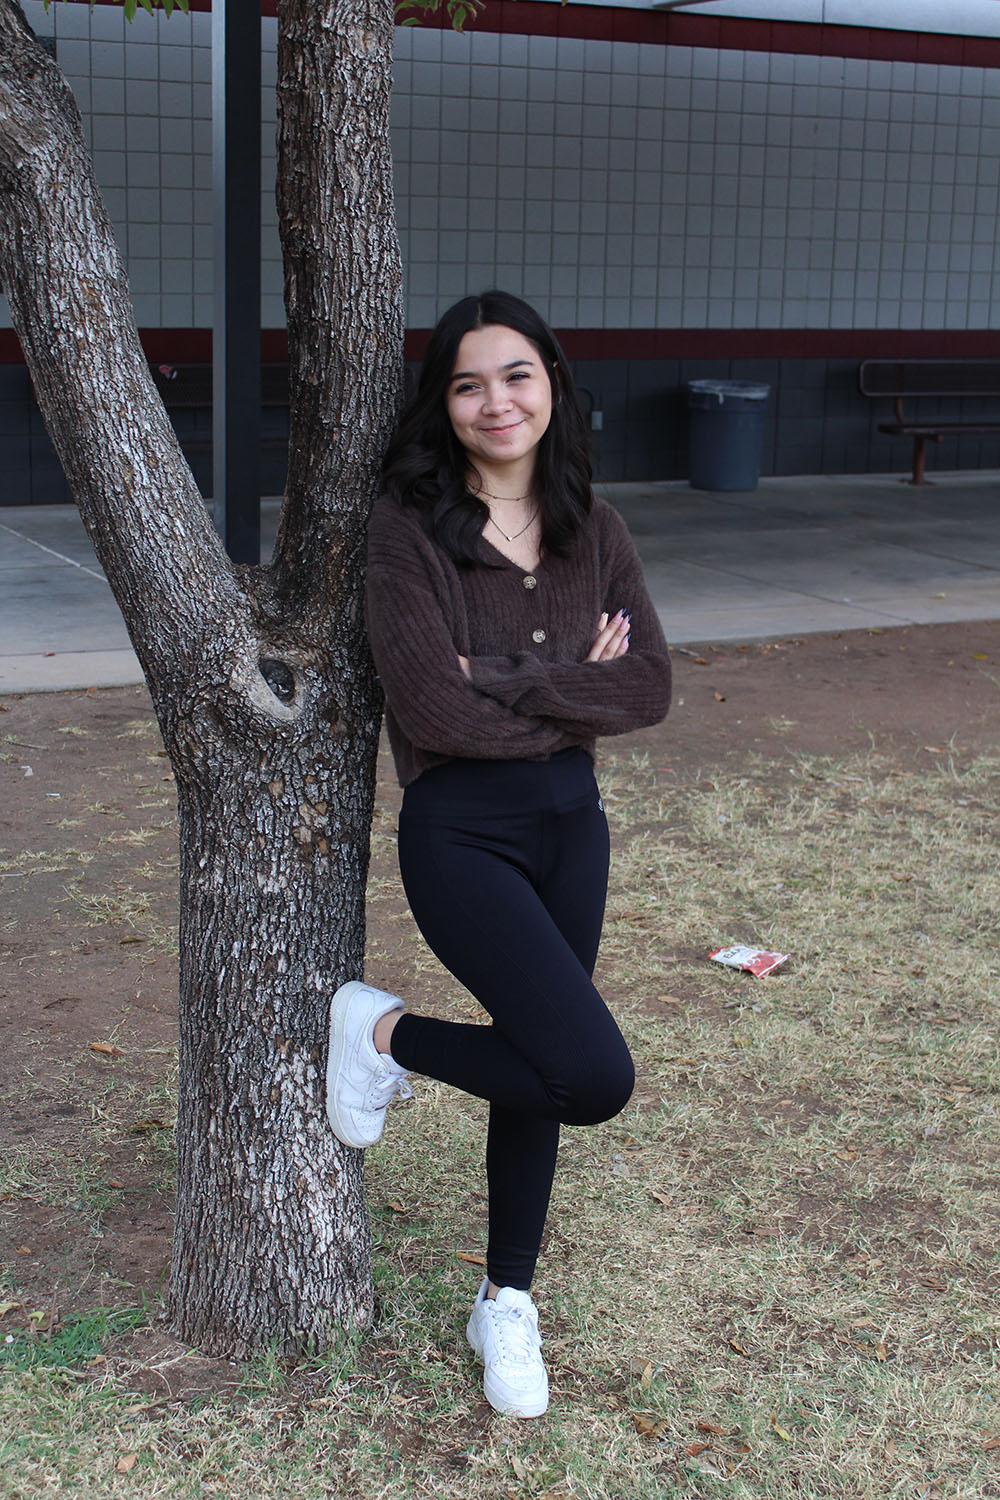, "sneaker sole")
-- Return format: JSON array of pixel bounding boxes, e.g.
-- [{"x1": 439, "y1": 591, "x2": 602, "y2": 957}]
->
[{"x1": 482, "y1": 1378, "x2": 549, "y2": 1419}]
